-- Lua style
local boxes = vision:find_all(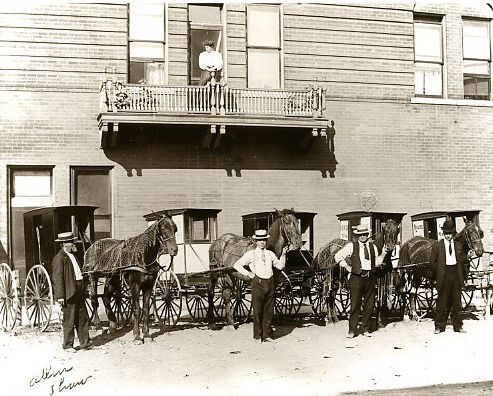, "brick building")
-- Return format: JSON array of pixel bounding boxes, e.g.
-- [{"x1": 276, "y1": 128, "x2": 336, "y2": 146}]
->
[{"x1": 1, "y1": 2, "x2": 493, "y2": 281}]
